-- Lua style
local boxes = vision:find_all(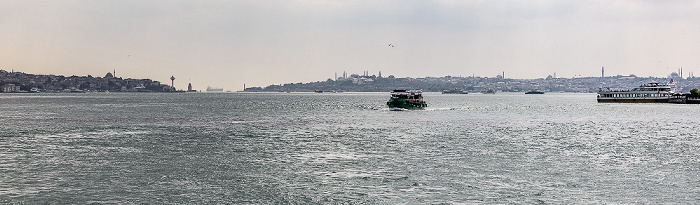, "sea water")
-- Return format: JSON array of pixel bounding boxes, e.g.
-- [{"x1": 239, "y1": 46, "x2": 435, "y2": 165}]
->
[{"x1": 1, "y1": 92, "x2": 699, "y2": 204}]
